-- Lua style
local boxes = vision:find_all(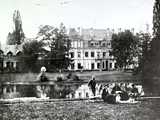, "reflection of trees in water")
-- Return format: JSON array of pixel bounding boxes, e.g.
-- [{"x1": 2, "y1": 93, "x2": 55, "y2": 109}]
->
[
  {"x1": 0, "y1": 83, "x2": 83, "y2": 99},
  {"x1": 49, "y1": 83, "x2": 82, "y2": 99},
  {"x1": 17, "y1": 85, "x2": 38, "y2": 97}
]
